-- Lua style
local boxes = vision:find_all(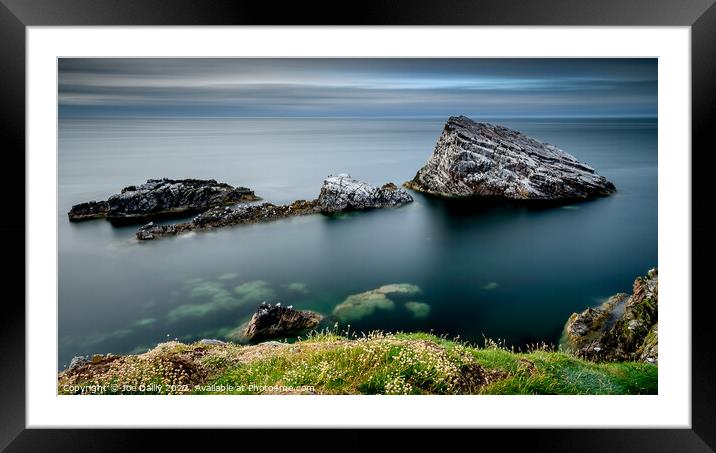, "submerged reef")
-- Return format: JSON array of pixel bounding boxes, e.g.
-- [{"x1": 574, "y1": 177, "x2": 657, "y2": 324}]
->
[{"x1": 332, "y1": 283, "x2": 425, "y2": 321}]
